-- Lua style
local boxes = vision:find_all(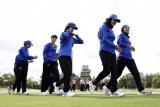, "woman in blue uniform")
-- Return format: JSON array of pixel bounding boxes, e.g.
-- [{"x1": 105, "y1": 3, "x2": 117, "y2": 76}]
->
[
  {"x1": 53, "y1": 22, "x2": 84, "y2": 97},
  {"x1": 90, "y1": 14, "x2": 125, "y2": 97},
  {"x1": 107, "y1": 25, "x2": 152, "y2": 95},
  {"x1": 8, "y1": 55, "x2": 33, "y2": 94},
  {"x1": 16, "y1": 40, "x2": 37, "y2": 95},
  {"x1": 40, "y1": 35, "x2": 59, "y2": 95}
]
